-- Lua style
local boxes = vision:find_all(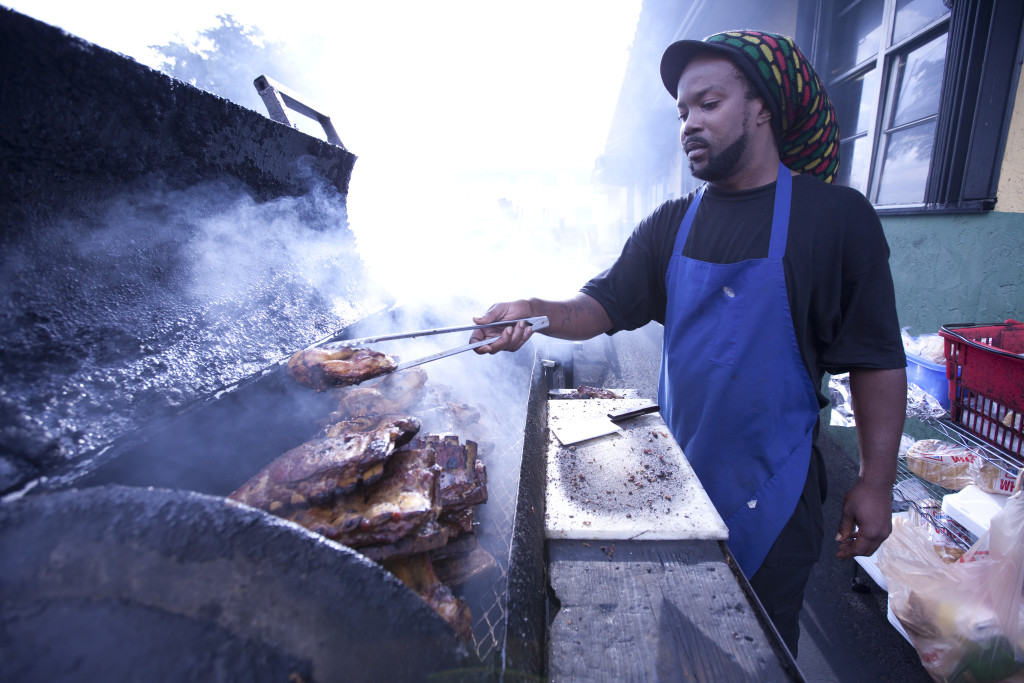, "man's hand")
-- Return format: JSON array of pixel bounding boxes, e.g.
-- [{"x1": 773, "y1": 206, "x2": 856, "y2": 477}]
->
[
  {"x1": 835, "y1": 478, "x2": 893, "y2": 558},
  {"x1": 836, "y1": 366, "x2": 906, "y2": 559},
  {"x1": 471, "y1": 294, "x2": 613, "y2": 354},
  {"x1": 471, "y1": 300, "x2": 535, "y2": 354}
]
